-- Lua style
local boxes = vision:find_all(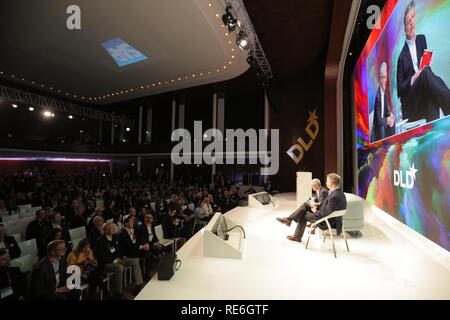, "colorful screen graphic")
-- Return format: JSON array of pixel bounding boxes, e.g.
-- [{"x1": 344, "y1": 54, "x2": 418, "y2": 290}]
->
[
  {"x1": 101, "y1": 38, "x2": 148, "y2": 67},
  {"x1": 354, "y1": 0, "x2": 450, "y2": 251}
]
